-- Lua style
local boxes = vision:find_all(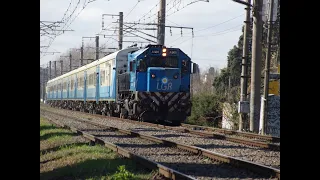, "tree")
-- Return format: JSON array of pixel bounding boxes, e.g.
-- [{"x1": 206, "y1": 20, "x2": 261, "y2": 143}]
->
[{"x1": 213, "y1": 33, "x2": 244, "y2": 102}]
